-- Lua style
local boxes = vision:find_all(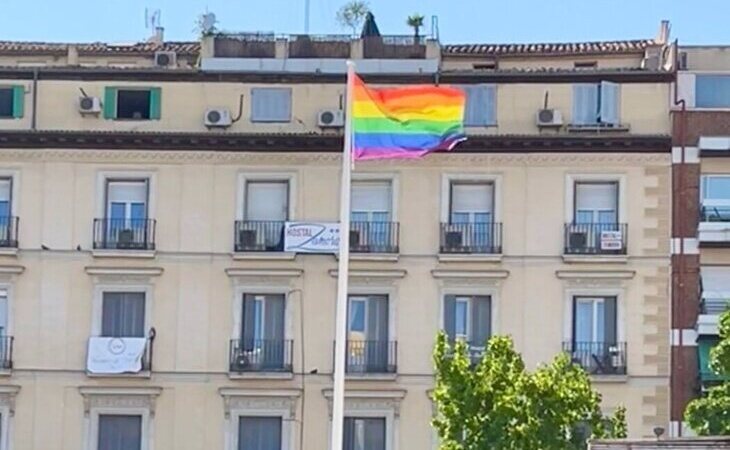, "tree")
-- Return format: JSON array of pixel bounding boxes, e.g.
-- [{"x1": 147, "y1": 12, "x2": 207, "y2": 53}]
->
[
  {"x1": 336, "y1": 1, "x2": 369, "y2": 36},
  {"x1": 684, "y1": 307, "x2": 730, "y2": 435},
  {"x1": 432, "y1": 334, "x2": 628, "y2": 450},
  {"x1": 406, "y1": 14, "x2": 425, "y2": 41}
]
